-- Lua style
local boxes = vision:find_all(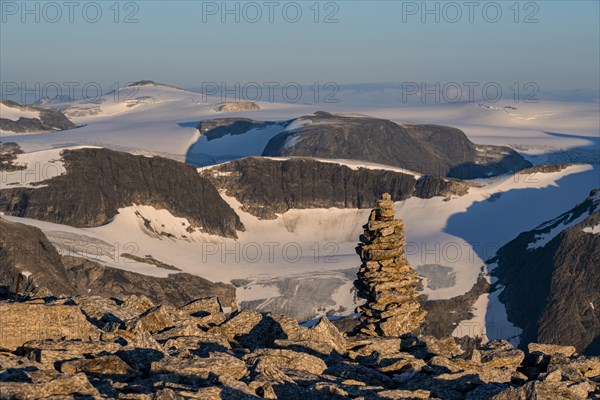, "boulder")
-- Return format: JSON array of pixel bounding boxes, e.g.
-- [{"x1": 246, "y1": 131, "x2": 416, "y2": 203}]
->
[
  {"x1": 20, "y1": 340, "x2": 123, "y2": 364},
  {"x1": 246, "y1": 348, "x2": 328, "y2": 375},
  {"x1": 0, "y1": 303, "x2": 99, "y2": 351},
  {"x1": 528, "y1": 342, "x2": 577, "y2": 357},
  {"x1": 0, "y1": 373, "x2": 100, "y2": 399},
  {"x1": 151, "y1": 352, "x2": 247, "y2": 380},
  {"x1": 60, "y1": 355, "x2": 138, "y2": 378}
]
